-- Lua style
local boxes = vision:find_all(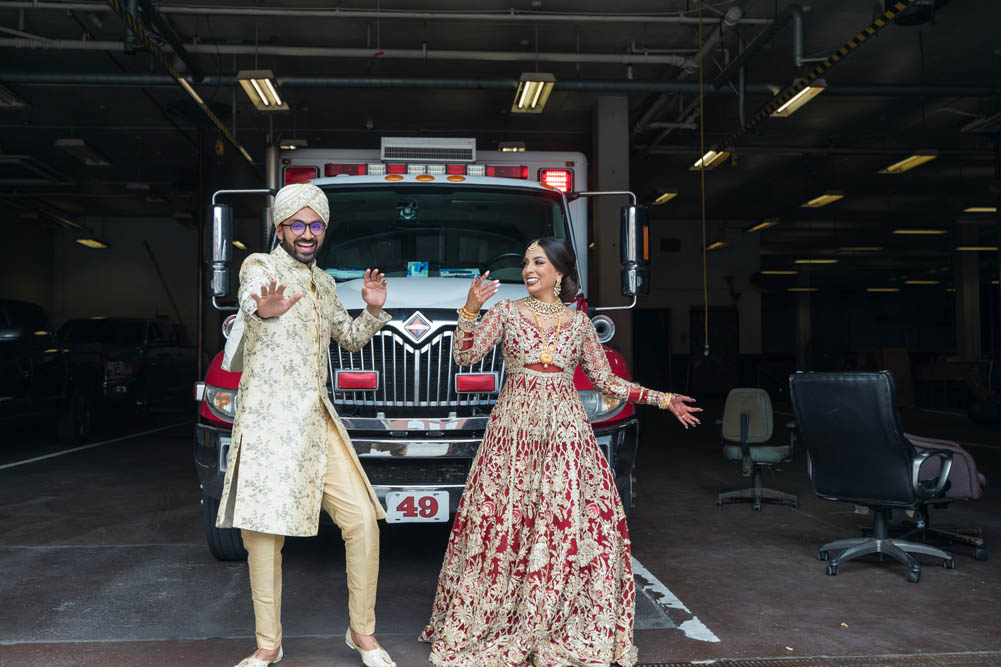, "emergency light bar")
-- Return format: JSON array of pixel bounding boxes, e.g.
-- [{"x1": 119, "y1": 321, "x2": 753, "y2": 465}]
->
[
  {"x1": 539, "y1": 169, "x2": 572, "y2": 193},
  {"x1": 284, "y1": 166, "x2": 318, "y2": 185}
]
